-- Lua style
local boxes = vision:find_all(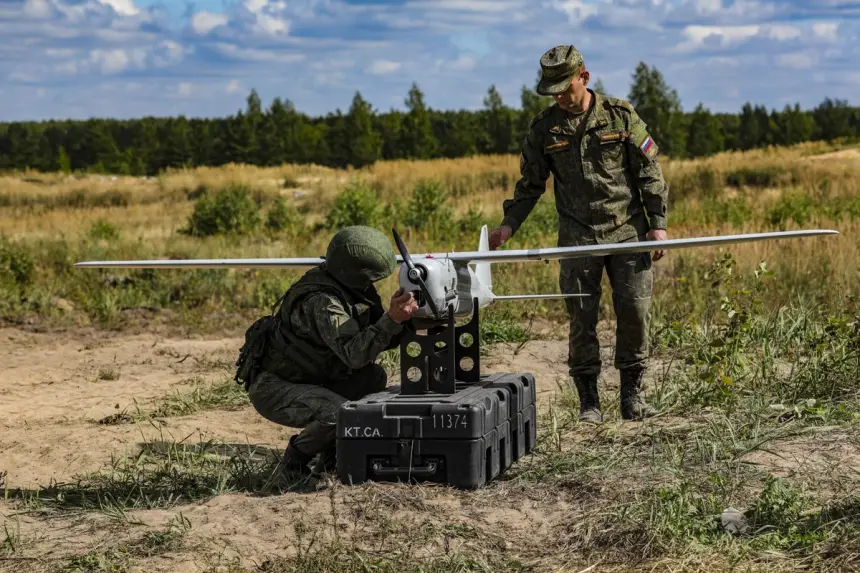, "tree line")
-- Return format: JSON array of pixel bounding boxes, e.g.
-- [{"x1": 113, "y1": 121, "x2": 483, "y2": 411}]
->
[{"x1": 1, "y1": 62, "x2": 858, "y2": 176}]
